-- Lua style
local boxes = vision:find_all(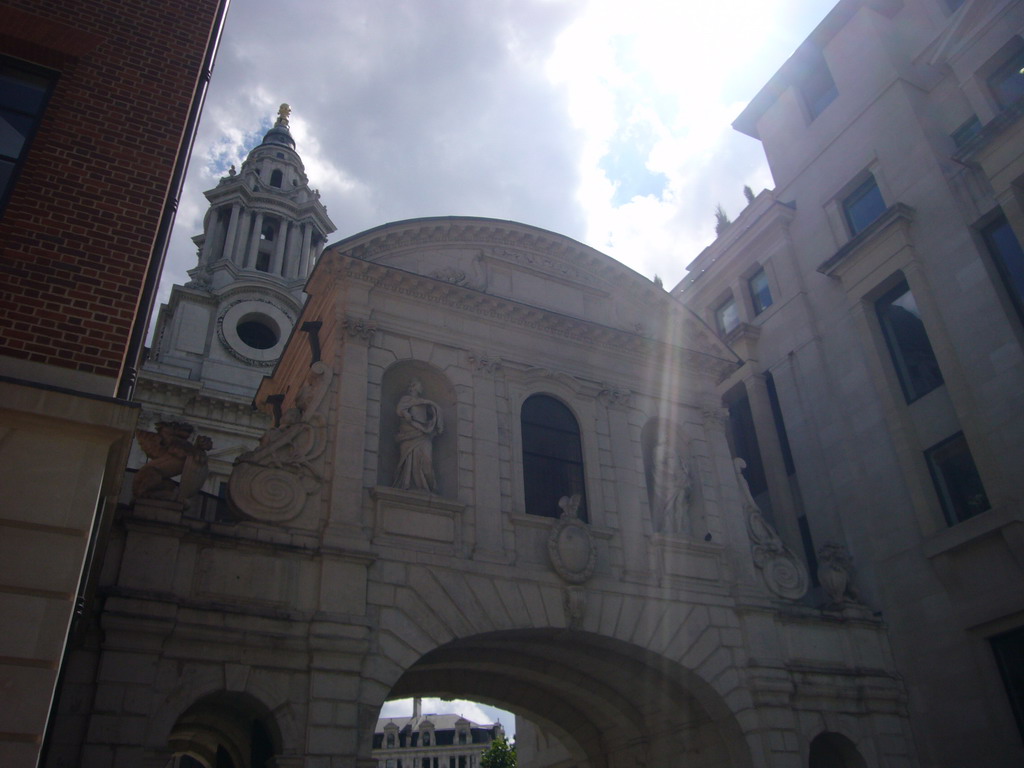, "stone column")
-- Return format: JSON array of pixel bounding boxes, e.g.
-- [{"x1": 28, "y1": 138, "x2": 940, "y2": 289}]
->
[
  {"x1": 469, "y1": 359, "x2": 506, "y2": 560},
  {"x1": 245, "y1": 212, "x2": 264, "y2": 269},
  {"x1": 234, "y1": 209, "x2": 252, "y2": 265},
  {"x1": 271, "y1": 220, "x2": 288, "y2": 275},
  {"x1": 284, "y1": 220, "x2": 301, "y2": 279},
  {"x1": 198, "y1": 205, "x2": 222, "y2": 267},
  {"x1": 605, "y1": 401, "x2": 648, "y2": 579},
  {"x1": 298, "y1": 224, "x2": 314, "y2": 278},
  {"x1": 222, "y1": 203, "x2": 241, "y2": 265}
]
